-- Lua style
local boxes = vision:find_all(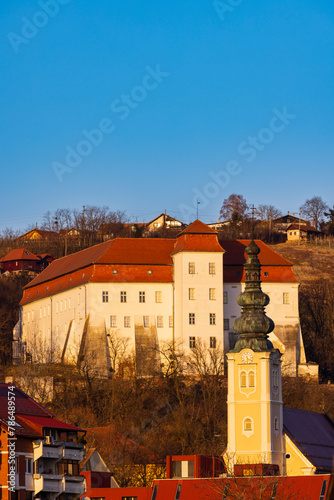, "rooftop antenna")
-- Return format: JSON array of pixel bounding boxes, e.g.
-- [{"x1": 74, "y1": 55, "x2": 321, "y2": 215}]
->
[{"x1": 196, "y1": 199, "x2": 200, "y2": 220}]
